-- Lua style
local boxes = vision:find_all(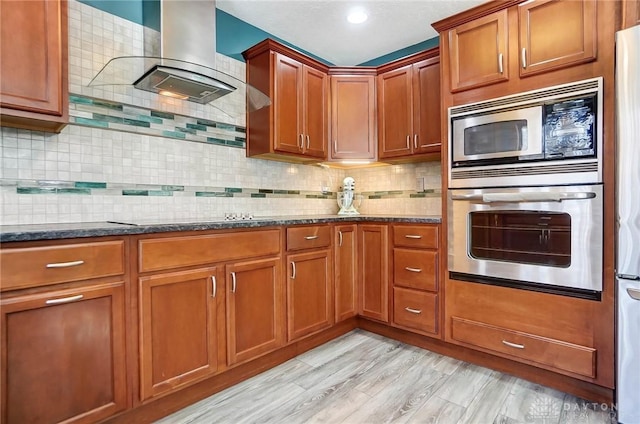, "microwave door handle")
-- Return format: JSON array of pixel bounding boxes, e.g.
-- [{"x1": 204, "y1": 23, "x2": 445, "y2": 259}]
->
[{"x1": 451, "y1": 192, "x2": 596, "y2": 202}]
